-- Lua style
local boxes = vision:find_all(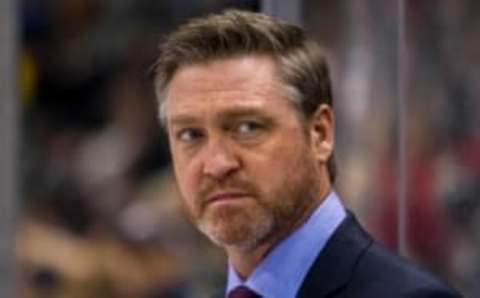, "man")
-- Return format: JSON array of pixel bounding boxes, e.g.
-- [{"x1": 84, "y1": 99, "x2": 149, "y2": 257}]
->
[{"x1": 152, "y1": 9, "x2": 461, "y2": 298}]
